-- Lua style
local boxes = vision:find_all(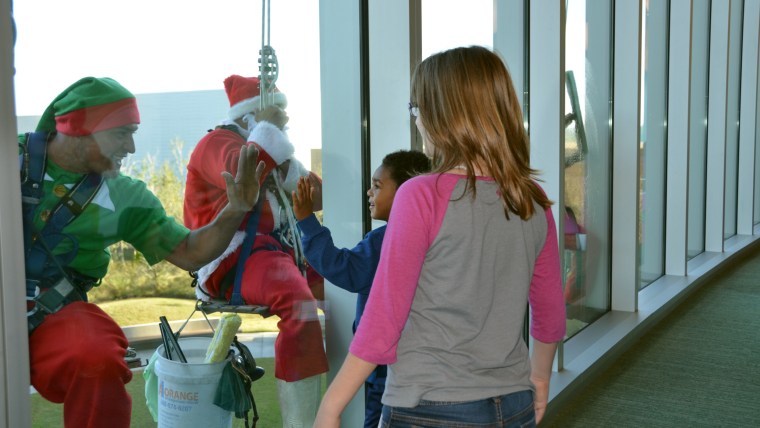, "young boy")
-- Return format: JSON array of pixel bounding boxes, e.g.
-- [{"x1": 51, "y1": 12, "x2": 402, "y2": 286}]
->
[{"x1": 292, "y1": 149, "x2": 431, "y2": 428}]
